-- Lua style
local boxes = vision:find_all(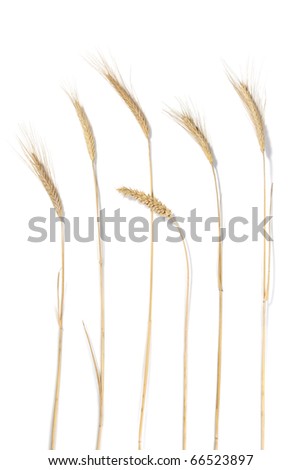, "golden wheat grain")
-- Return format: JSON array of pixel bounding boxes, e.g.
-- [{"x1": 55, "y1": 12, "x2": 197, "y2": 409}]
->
[
  {"x1": 118, "y1": 187, "x2": 173, "y2": 219},
  {"x1": 167, "y1": 105, "x2": 214, "y2": 165},
  {"x1": 89, "y1": 56, "x2": 150, "y2": 139},
  {"x1": 227, "y1": 71, "x2": 265, "y2": 153},
  {"x1": 67, "y1": 91, "x2": 96, "y2": 161}
]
